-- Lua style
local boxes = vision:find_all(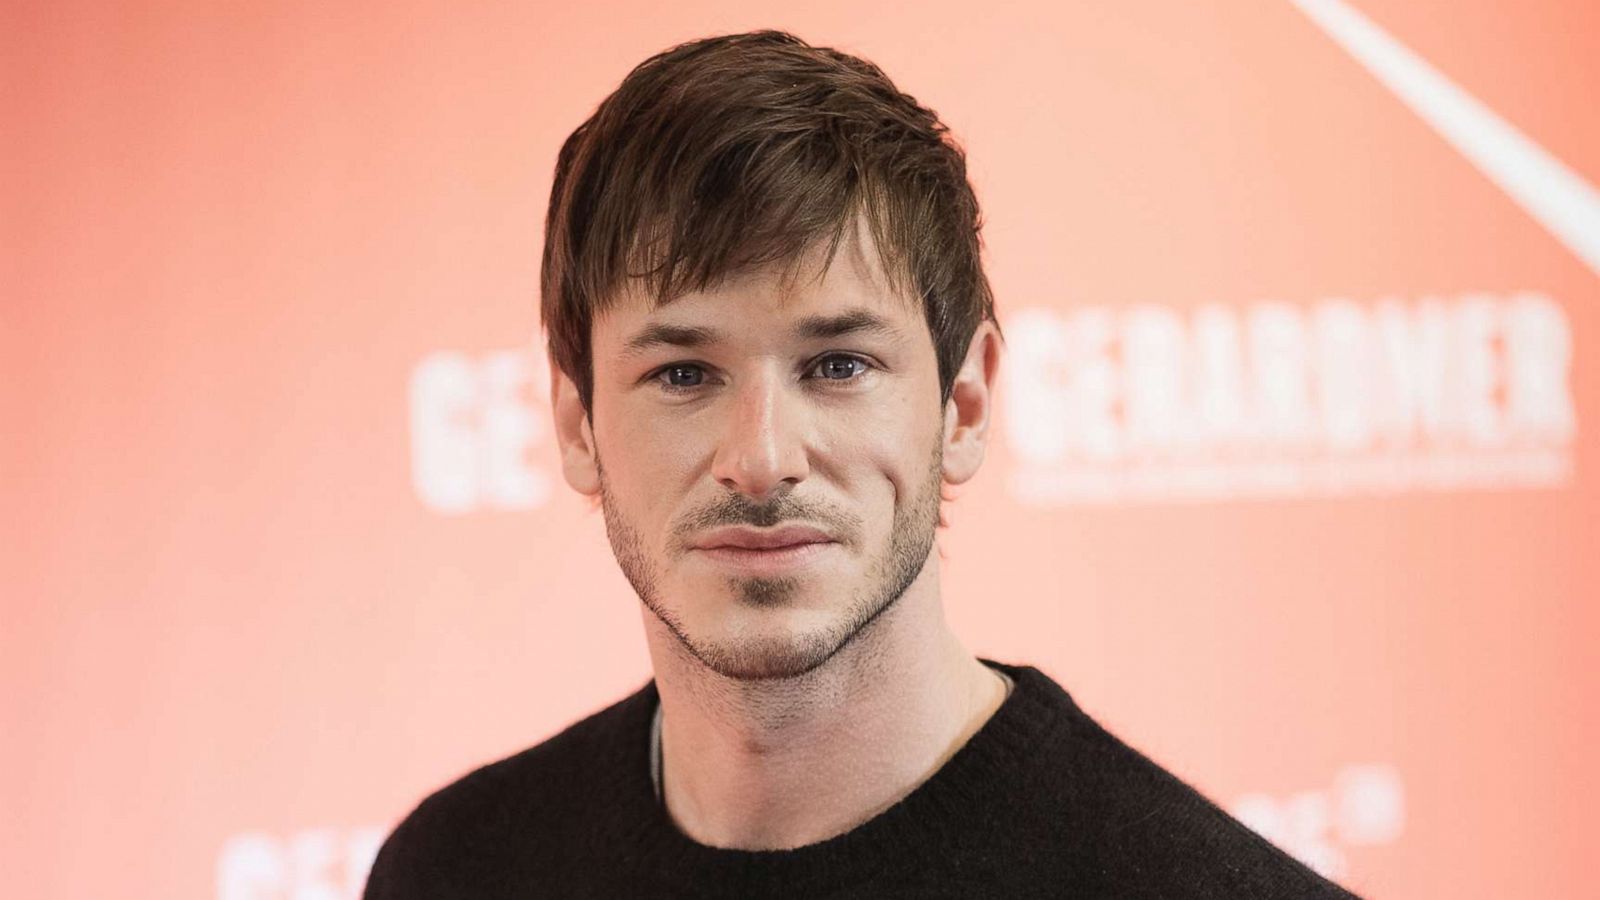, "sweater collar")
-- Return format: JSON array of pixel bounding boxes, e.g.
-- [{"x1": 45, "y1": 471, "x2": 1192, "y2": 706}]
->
[{"x1": 609, "y1": 659, "x2": 1076, "y2": 893}]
